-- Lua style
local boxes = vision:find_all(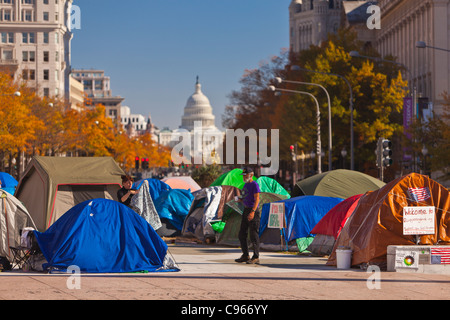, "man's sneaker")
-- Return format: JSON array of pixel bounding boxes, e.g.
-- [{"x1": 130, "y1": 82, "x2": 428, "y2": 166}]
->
[
  {"x1": 246, "y1": 257, "x2": 260, "y2": 264},
  {"x1": 235, "y1": 255, "x2": 250, "y2": 263}
]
